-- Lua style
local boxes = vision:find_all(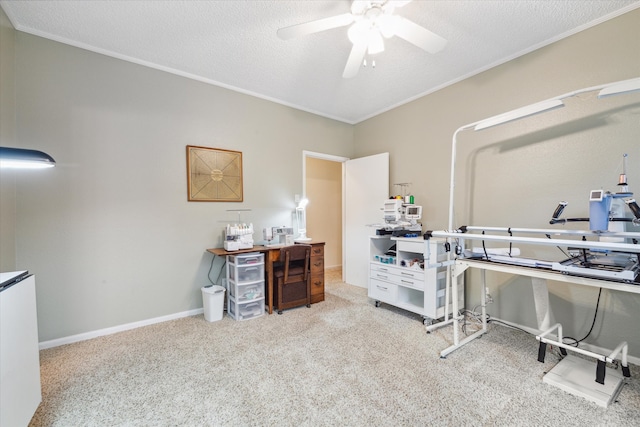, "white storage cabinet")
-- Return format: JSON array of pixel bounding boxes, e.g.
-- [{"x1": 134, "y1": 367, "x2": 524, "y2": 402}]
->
[
  {"x1": 1, "y1": 273, "x2": 42, "y2": 427},
  {"x1": 226, "y1": 252, "x2": 265, "y2": 320},
  {"x1": 368, "y1": 236, "x2": 463, "y2": 324}
]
